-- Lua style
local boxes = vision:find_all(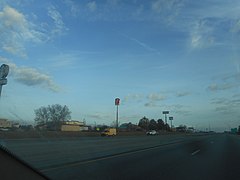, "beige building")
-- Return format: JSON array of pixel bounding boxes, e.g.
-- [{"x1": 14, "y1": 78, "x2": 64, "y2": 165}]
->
[
  {"x1": 61, "y1": 120, "x2": 88, "y2": 132},
  {"x1": 64, "y1": 121, "x2": 84, "y2": 126},
  {"x1": 0, "y1": 119, "x2": 12, "y2": 128}
]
